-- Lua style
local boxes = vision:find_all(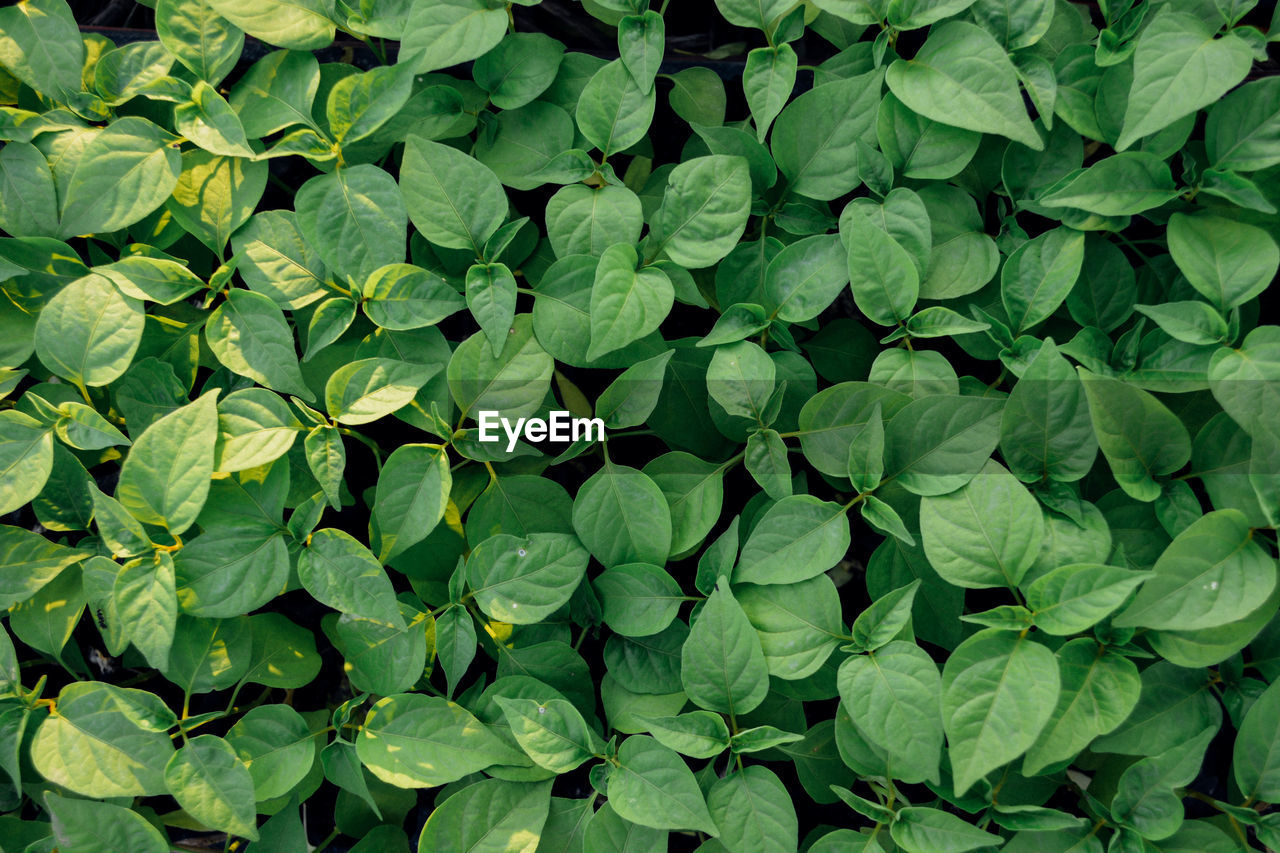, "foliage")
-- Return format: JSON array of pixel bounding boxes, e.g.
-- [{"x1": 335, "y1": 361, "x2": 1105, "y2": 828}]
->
[{"x1": 0, "y1": 0, "x2": 1279, "y2": 850}]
